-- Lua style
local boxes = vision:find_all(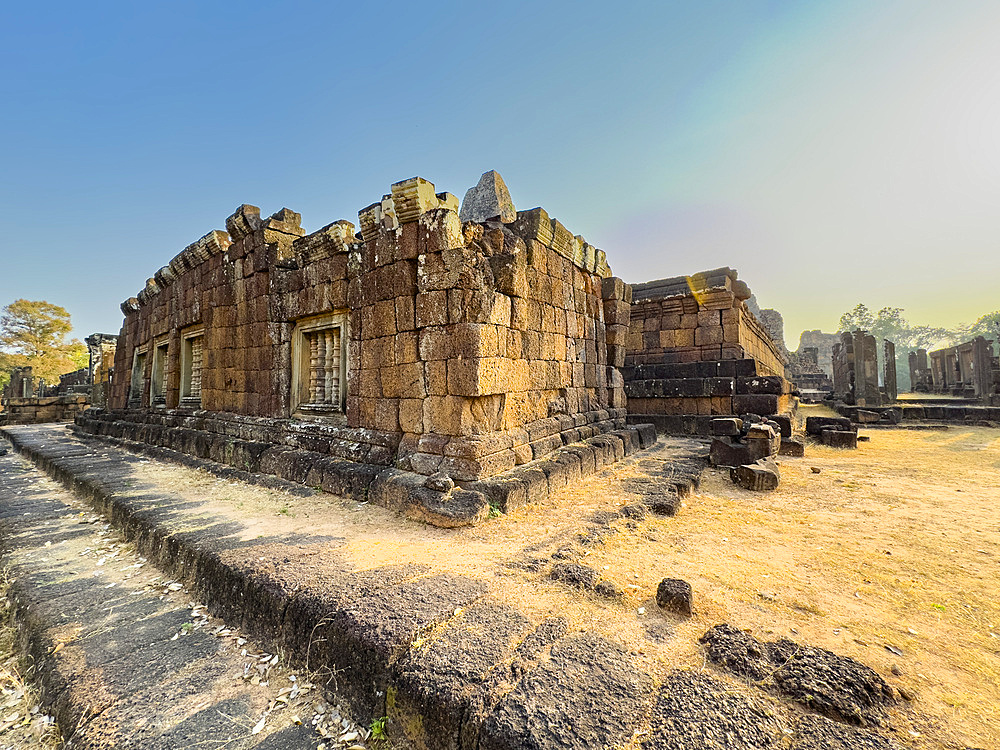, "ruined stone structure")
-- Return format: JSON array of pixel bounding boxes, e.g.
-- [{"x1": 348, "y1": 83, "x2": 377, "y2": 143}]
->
[
  {"x1": 79, "y1": 172, "x2": 657, "y2": 525},
  {"x1": 86, "y1": 333, "x2": 118, "y2": 407},
  {"x1": 928, "y1": 337, "x2": 999, "y2": 400},
  {"x1": 0, "y1": 366, "x2": 91, "y2": 425},
  {"x1": 622, "y1": 267, "x2": 793, "y2": 435},
  {"x1": 785, "y1": 347, "x2": 834, "y2": 399},
  {"x1": 831, "y1": 330, "x2": 897, "y2": 407},
  {"x1": 908, "y1": 349, "x2": 933, "y2": 392},
  {"x1": 794, "y1": 330, "x2": 839, "y2": 378}
]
